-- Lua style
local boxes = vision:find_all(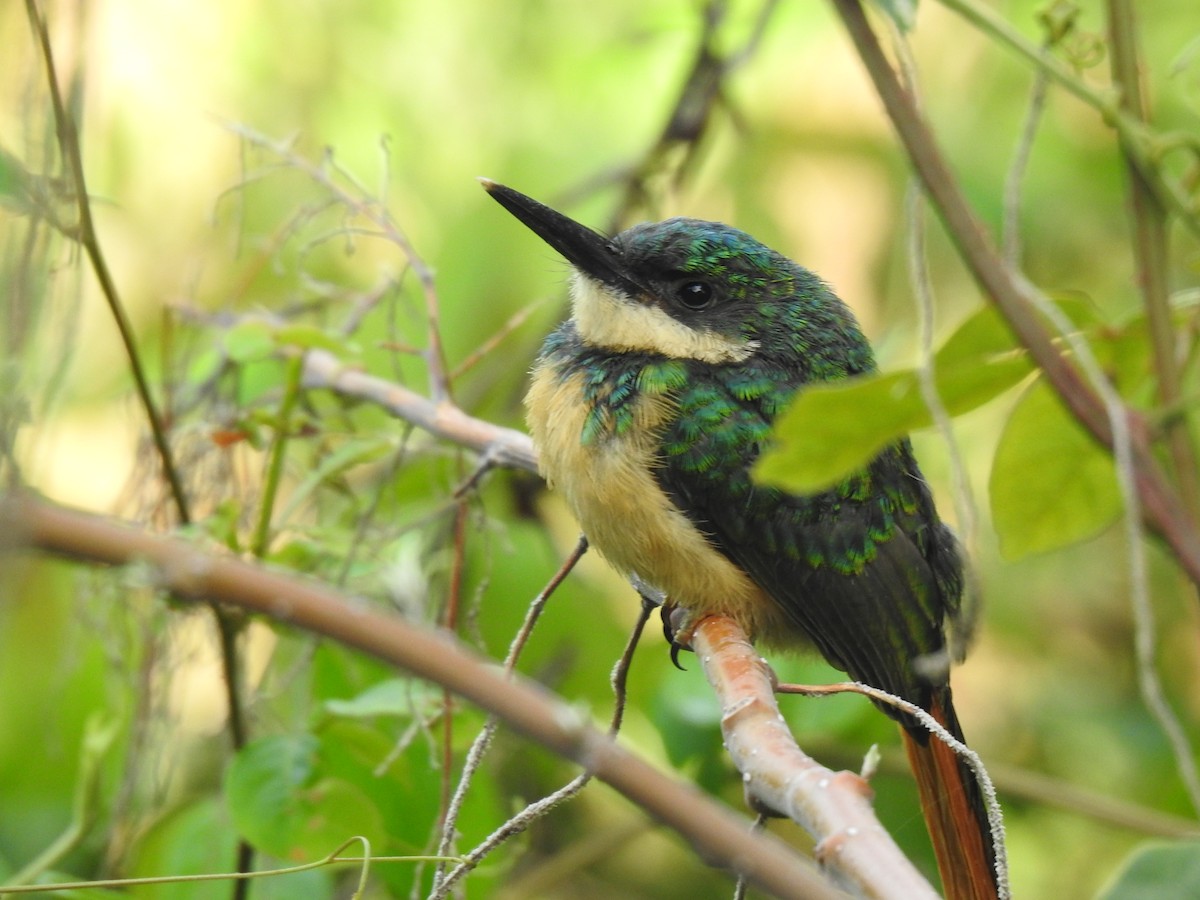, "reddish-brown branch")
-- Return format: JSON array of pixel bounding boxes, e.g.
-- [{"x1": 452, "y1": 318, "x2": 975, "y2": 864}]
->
[
  {"x1": 829, "y1": 0, "x2": 1200, "y2": 587},
  {"x1": 6, "y1": 494, "x2": 840, "y2": 900}
]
